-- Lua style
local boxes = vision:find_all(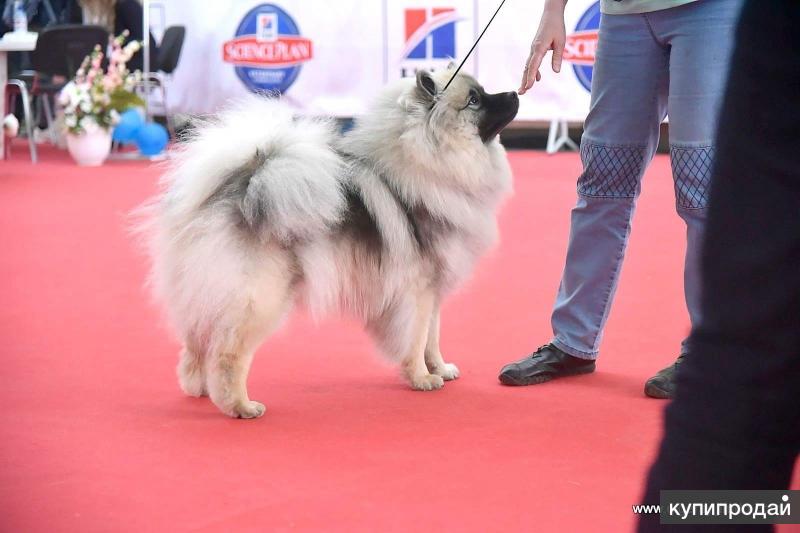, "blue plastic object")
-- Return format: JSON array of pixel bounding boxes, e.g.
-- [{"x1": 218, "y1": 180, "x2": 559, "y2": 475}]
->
[
  {"x1": 135, "y1": 122, "x2": 169, "y2": 156},
  {"x1": 112, "y1": 109, "x2": 144, "y2": 144}
]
